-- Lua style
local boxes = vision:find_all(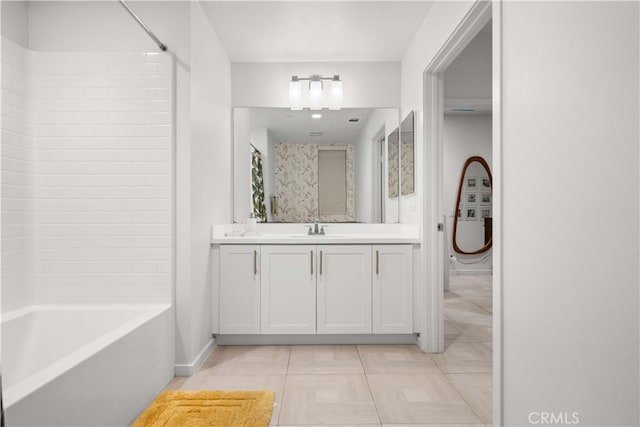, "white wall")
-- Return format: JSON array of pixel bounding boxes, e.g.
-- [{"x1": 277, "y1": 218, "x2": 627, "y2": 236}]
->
[
  {"x1": 187, "y1": 1, "x2": 231, "y2": 373},
  {"x1": 443, "y1": 114, "x2": 492, "y2": 273},
  {"x1": 232, "y1": 62, "x2": 400, "y2": 108},
  {"x1": 1, "y1": 1, "x2": 28, "y2": 48},
  {"x1": 500, "y1": 2, "x2": 639, "y2": 425}
]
